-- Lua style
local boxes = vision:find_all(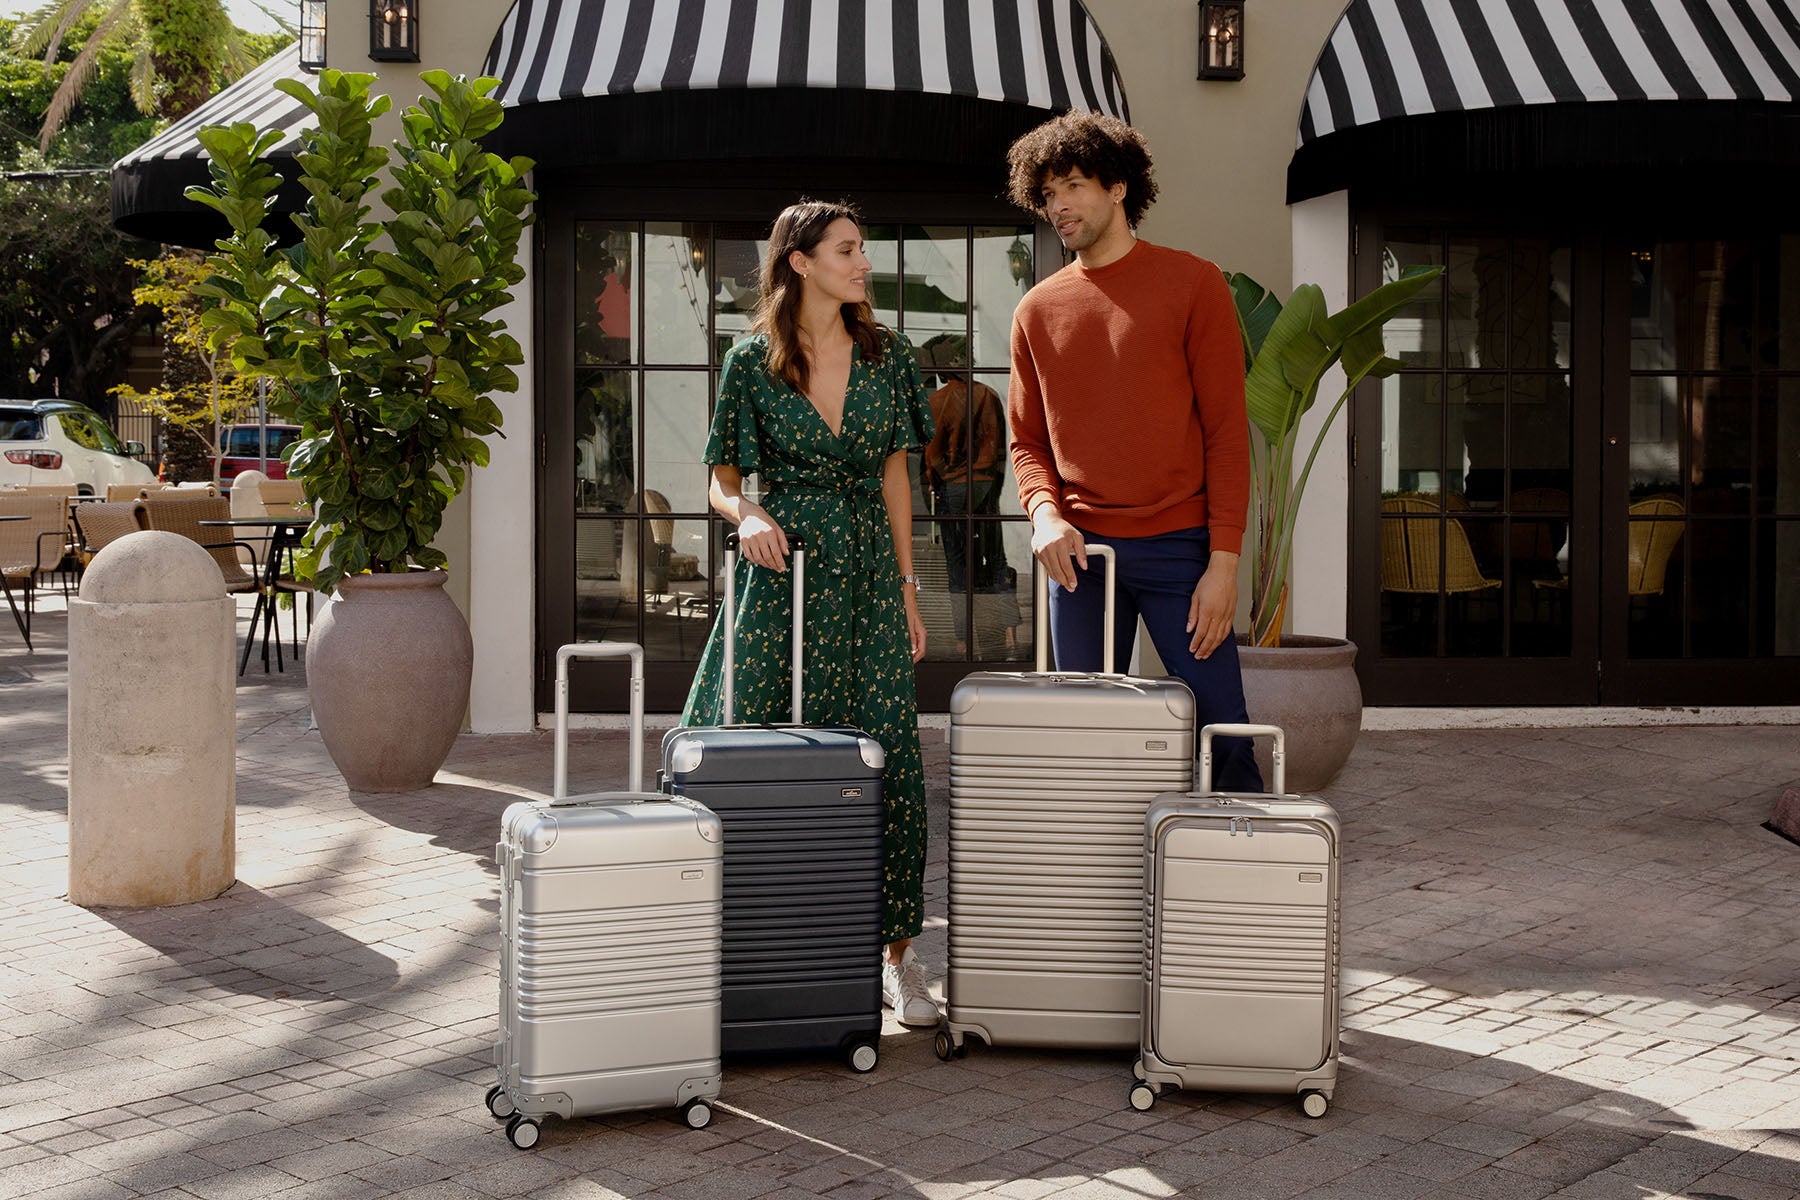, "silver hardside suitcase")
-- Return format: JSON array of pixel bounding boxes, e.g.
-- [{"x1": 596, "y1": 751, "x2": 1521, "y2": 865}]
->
[
  {"x1": 1131, "y1": 723, "x2": 1341, "y2": 1118},
  {"x1": 486, "y1": 642, "x2": 723, "y2": 1149},
  {"x1": 939, "y1": 546, "x2": 1195, "y2": 1058}
]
